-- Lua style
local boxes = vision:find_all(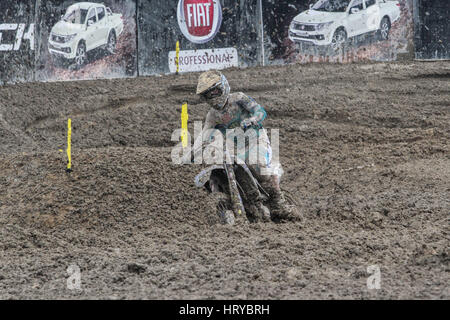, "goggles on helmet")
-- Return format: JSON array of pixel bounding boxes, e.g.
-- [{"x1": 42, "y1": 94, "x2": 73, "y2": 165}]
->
[{"x1": 200, "y1": 83, "x2": 223, "y2": 100}]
